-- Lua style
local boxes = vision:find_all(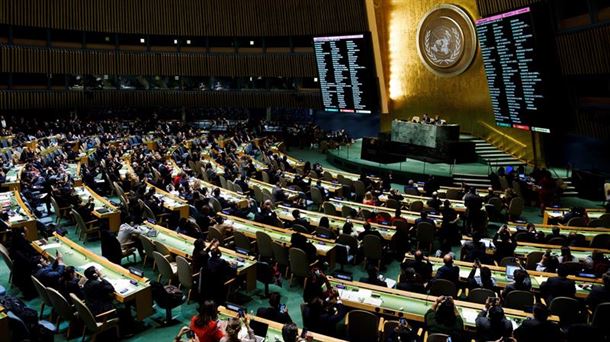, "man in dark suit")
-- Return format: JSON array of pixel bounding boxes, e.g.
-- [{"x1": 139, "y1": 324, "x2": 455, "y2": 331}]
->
[
  {"x1": 435, "y1": 254, "x2": 460, "y2": 284},
  {"x1": 357, "y1": 222, "x2": 383, "y2": 241},
  {"x1": 256, "y1": 292, "x2": 293, "y2": 324},
  {"x1": 586, "y1": 271, "x2": 610, "y2": 311},
  {"x1": 401, "y1": 250, "x2": 433, "y2": 283},
  {"x1": 514, "y1": 304, "x2": 562, "y2": 342},
  {"x1": 290, "y1": 209, "x2": 310, "y2": 232},
  {"x1": 540, "y1": 263, "x2": 576, "y2": 303},
  {"x1": 414, "y1": 211, "x2": 435, "y2": 226},
  {"x1": 82, "y1": 266, "x2": 116, "y2": 315}
]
